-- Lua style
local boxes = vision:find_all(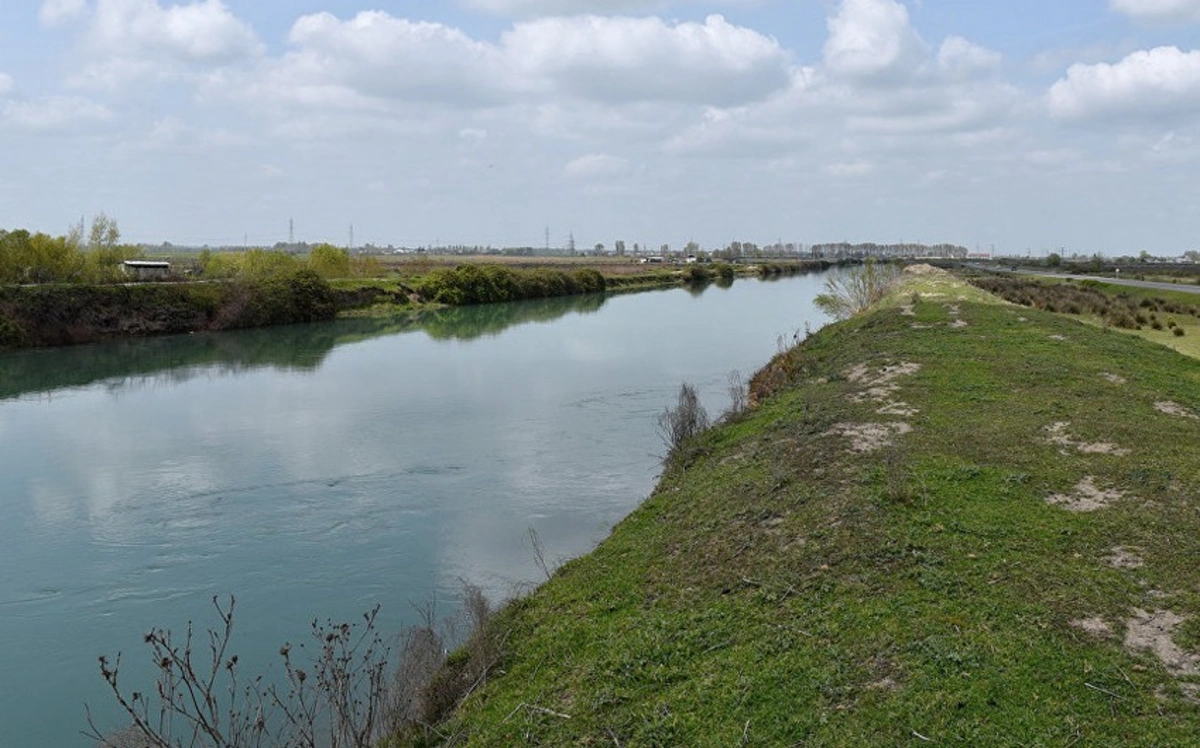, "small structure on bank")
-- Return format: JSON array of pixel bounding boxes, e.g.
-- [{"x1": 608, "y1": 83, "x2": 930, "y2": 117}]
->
[{"x1": 122, "y1": 260, "x2": 171, "y2": 281}]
